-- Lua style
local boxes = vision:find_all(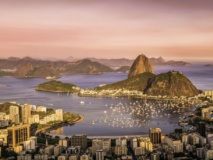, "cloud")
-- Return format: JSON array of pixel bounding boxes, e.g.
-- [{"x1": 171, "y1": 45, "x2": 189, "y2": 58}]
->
[{"x1": 0, "y1": 0, "x2": 212, "y2": 60}]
